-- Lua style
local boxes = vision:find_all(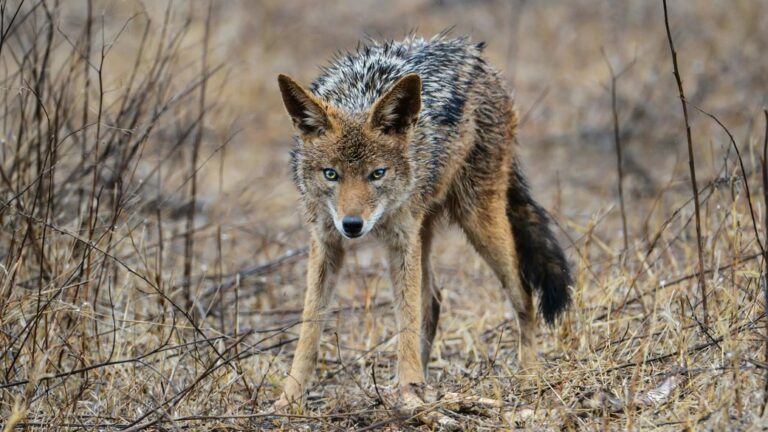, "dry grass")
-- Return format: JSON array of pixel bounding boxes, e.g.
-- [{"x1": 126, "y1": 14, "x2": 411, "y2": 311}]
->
[{"x1": 1, "y1": 0, "x2": 768, "y2": 430}]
